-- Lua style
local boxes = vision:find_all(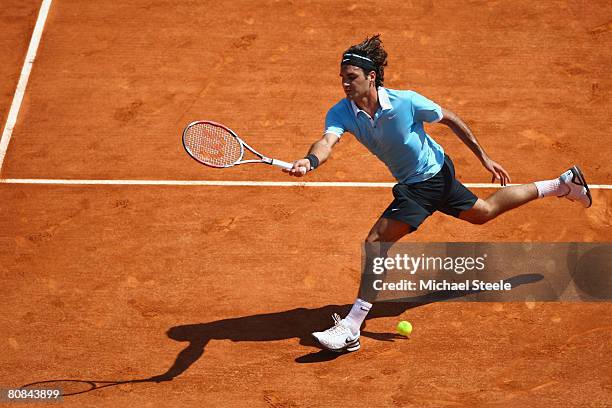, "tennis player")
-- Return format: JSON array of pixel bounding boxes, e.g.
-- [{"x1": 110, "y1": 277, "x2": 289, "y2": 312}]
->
[{"x1": 285, "y1": 35, "x2": 592, "y2": 353}]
